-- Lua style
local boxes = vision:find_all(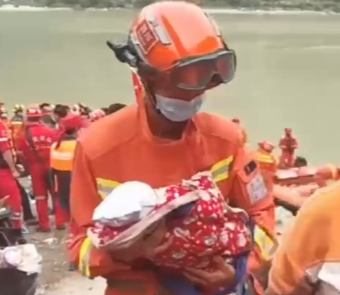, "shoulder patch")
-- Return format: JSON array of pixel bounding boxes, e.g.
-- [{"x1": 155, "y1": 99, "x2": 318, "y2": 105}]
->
[{"x1": 244, "y1": 160, "x2": 257, "y2": 175}]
